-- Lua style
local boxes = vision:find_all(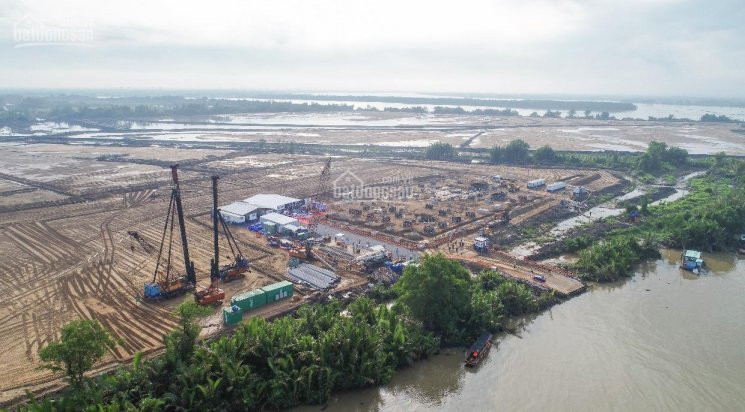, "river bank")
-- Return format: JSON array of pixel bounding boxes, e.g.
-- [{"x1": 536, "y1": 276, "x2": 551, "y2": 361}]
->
[{"x1": 295, "y1": 250, "x2": 745, "y2": 412}]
